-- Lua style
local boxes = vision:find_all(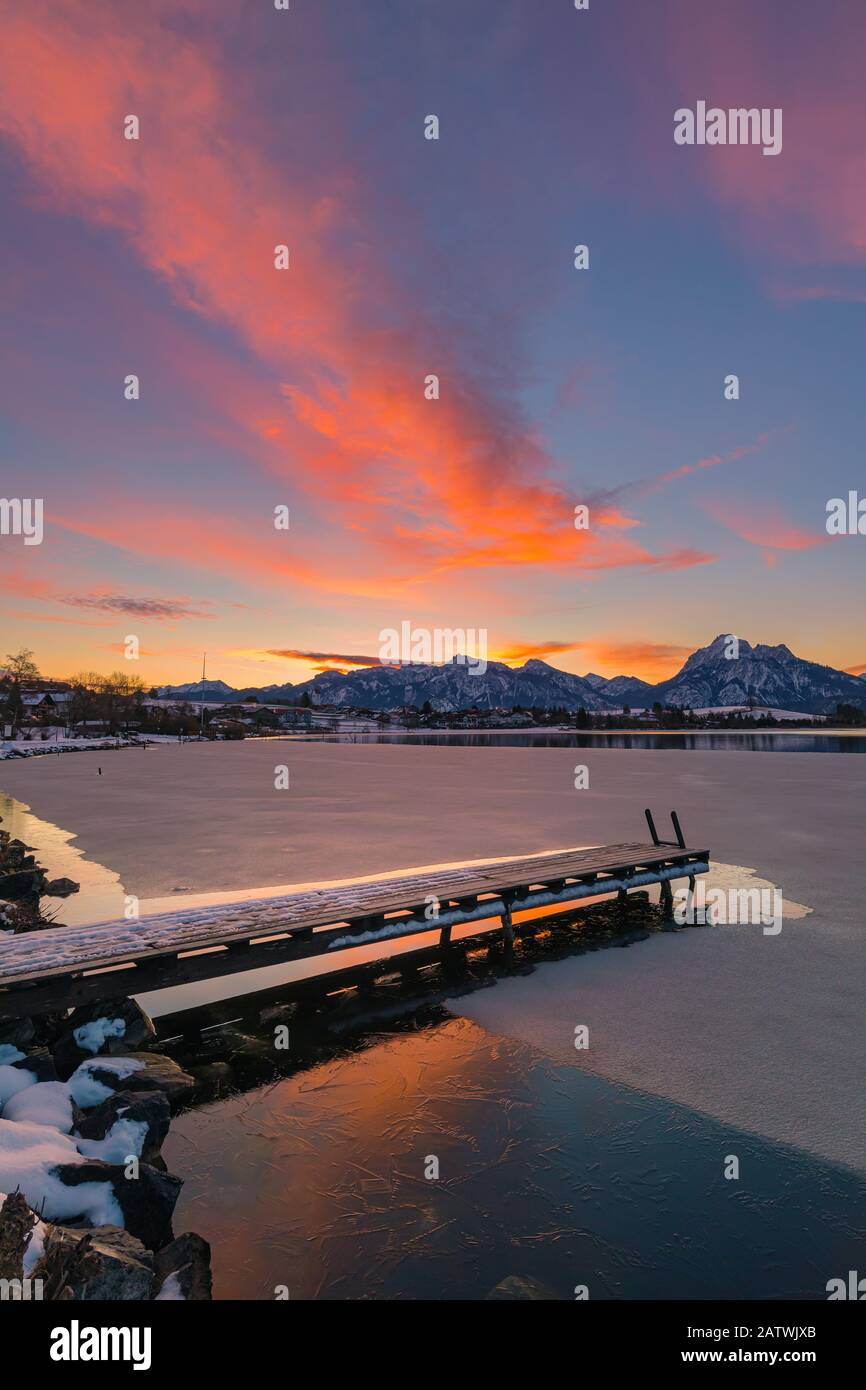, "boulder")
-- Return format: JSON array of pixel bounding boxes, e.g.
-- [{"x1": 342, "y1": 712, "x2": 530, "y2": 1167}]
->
[
  {"x1": 51, "y1": 1158, "x2": 183, "y2": 1251},
  {"x1": 31, "y1": 1013, "x2": 70, "y2": 1047},
  {"x1": 32, "y1": 1224, "x2": 154, "y2": 1301},
  {"x1": 0, "y1": 870, "x2": 45, "y2": 903},
  {"x1": 0, "y1": 1017, "x2": 35, "y2": 1051},
  {"x1": 226, "y1": 1034, "x2": 281, "y2": 1087},
  {"x1": 153, "y1": 1232, "x2": 213, "y2": 1301},
  {"x1": 486, "y1": 1274, "x2": 559, "y2": 1300},
  {"x1": 0, "y1": 900, "x2": 19, "y2": 929},
  {"x1": 68, "y1": 1053, "x2": 195, "y2": 1109},
  {"x1": 52, "y1": 998, "x2": 157, "y2": 1079},
  {"x1": 3, "y1": 1081, "x2": 74, "y2": 1132},
  {"x1": 74, "y1": 1090, "x2": 171, "y2": 1164},
  {"x1": 43, "y1": 878, "x2": 80, "y2": 898},
  {"x1": 0, "y1": 1190, "x2": 37, "y2": 1281},
  {"x1": 11, "y1": 1049, "x2": 58, "y2": 1083}
]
